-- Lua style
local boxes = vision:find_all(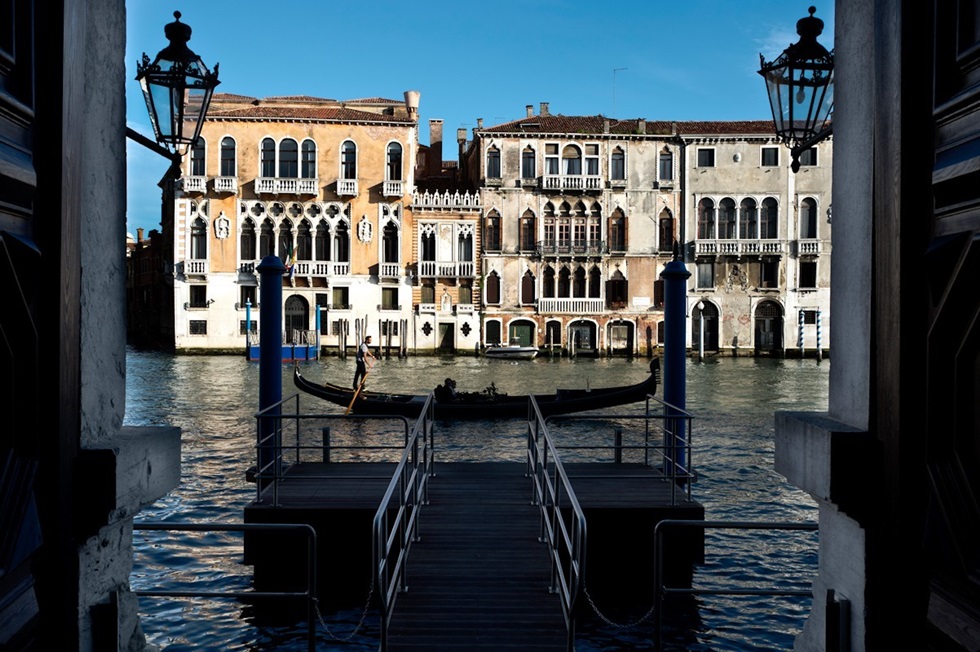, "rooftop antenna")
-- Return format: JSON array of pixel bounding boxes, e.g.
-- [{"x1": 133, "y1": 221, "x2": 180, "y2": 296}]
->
[{"x1": 613, "y1": 67, "x2": 627, "y2": 116}]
